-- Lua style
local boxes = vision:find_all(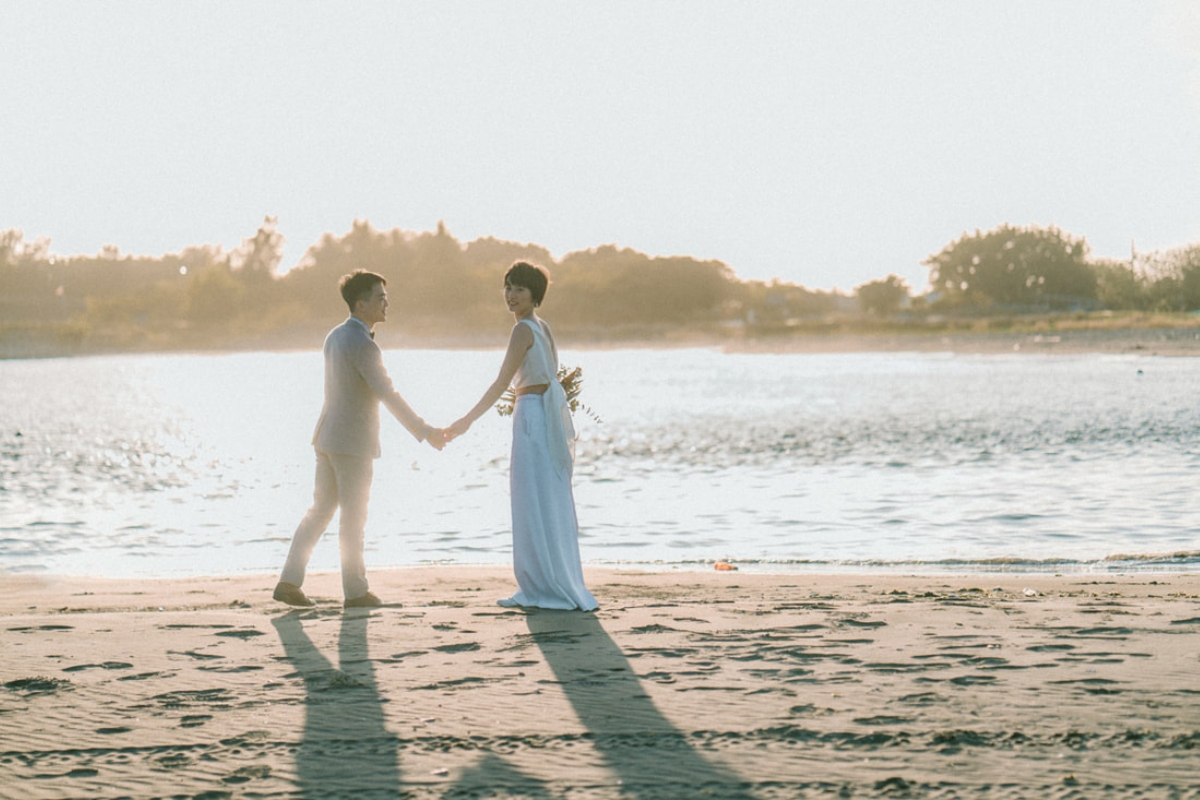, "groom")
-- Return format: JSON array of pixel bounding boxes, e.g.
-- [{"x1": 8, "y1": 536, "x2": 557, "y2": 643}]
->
[{"x1": 273, "y1": 270, "x2": 445, "y2": 609}]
